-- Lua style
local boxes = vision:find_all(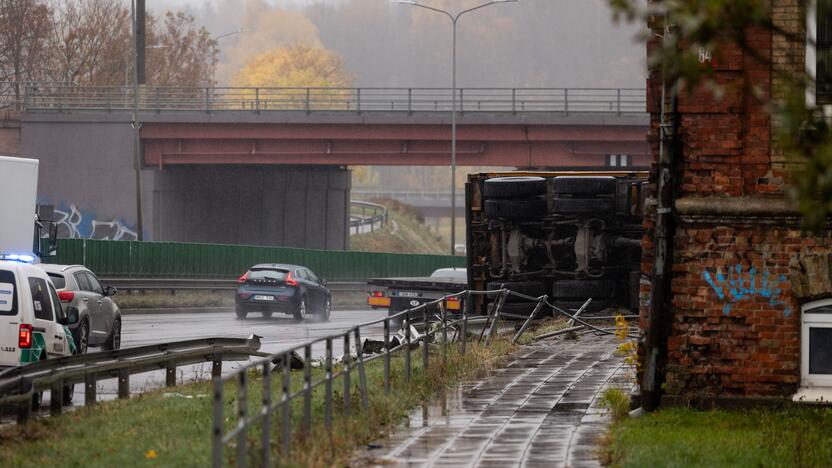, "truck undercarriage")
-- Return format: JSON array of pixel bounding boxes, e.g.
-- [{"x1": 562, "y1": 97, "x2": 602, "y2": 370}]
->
[{"x1": 466, "y1": 171, "x2": 648, "y2": 317}]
